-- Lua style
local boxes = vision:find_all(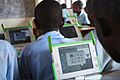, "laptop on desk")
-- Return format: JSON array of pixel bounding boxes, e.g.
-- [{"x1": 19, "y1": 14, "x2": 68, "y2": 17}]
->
[
  {"x1": 5, "y1": 27, "x2": 34, "y2": 48},
  {"x1": 51, "y1": 40, "x2": 102, "y2": 80},
  {"x1": 0, "y1": 32, "x2": 5, "y2": 40},
  {"x1": 59, "y1": 24, "x2": 82, "y2": 41}
]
